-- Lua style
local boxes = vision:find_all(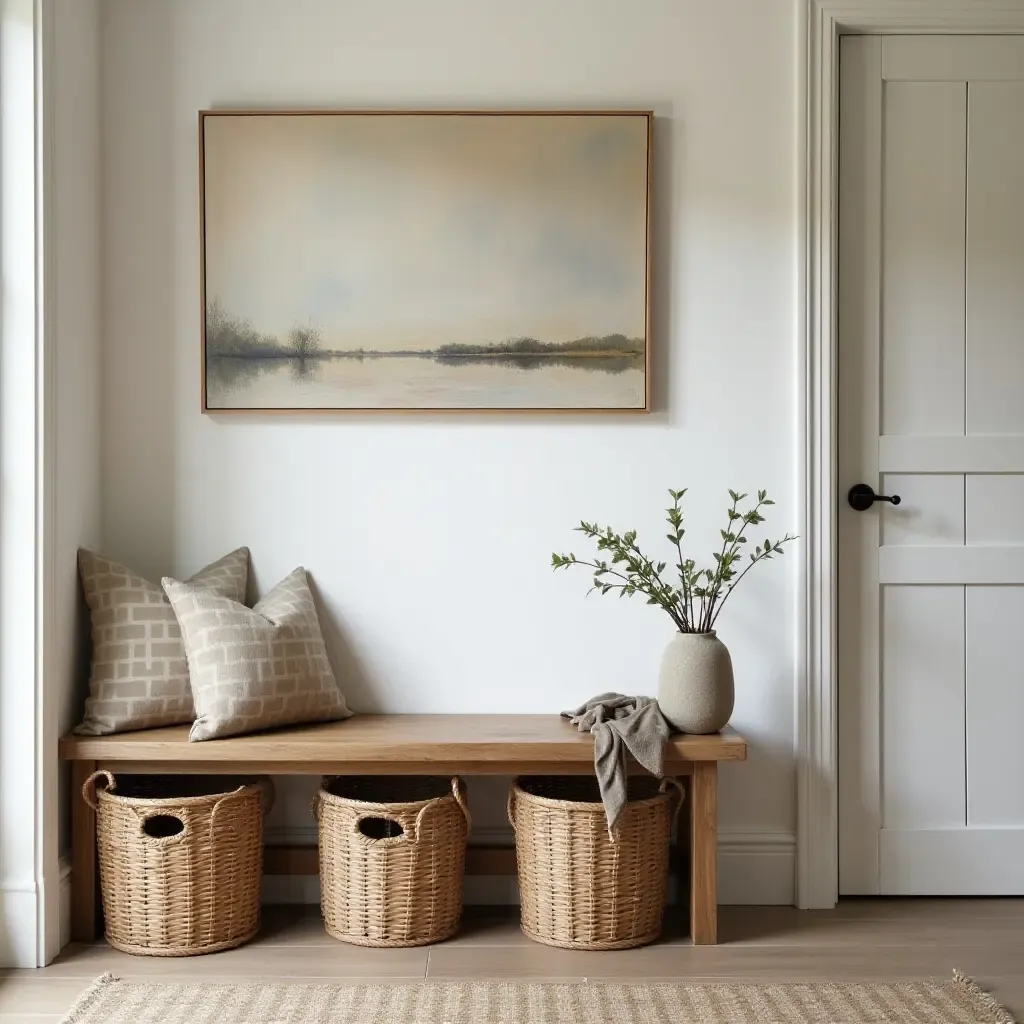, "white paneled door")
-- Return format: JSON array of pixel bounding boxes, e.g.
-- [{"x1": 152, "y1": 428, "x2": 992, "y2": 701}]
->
[{"x1": 838, "y1": 36, "x2": 1024, "y2": 895}]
